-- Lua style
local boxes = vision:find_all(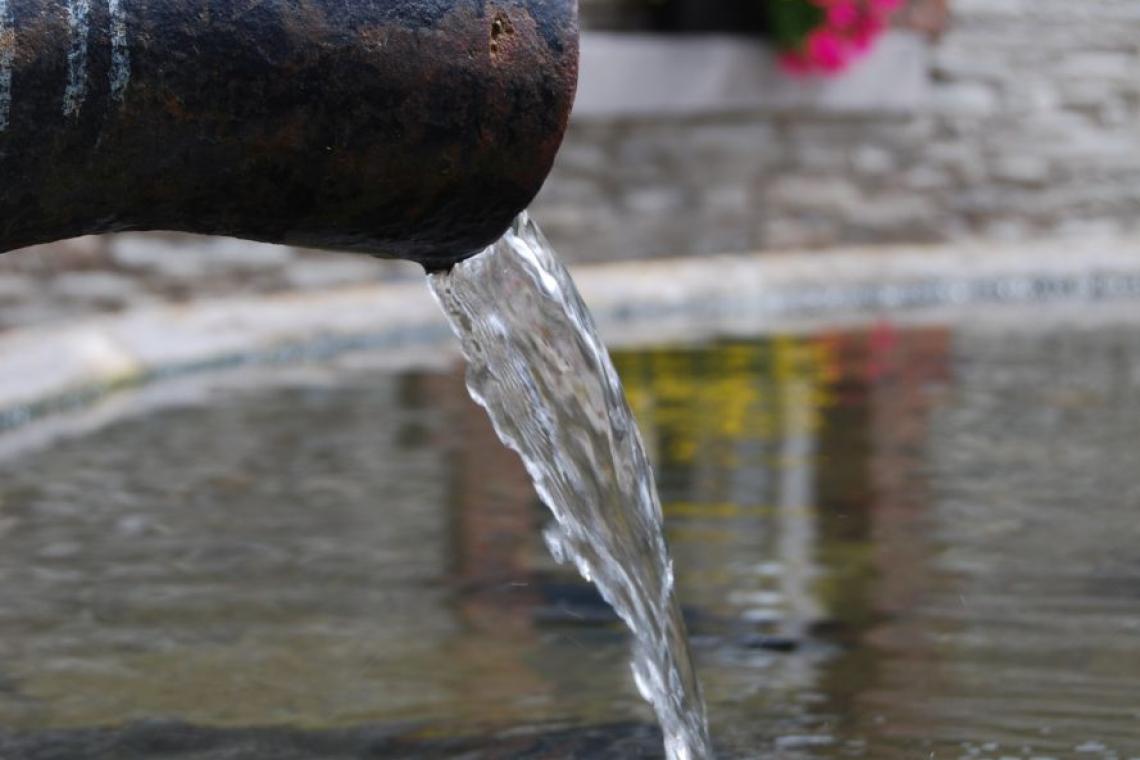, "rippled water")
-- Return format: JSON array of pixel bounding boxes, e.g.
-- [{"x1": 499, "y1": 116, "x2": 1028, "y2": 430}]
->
[
  {"x1": 428, "y1": 214, "x2": 712, "y2": 760},
  {"x1": 1, "y1": 293, "x2": 1139, "y2": 758}
]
